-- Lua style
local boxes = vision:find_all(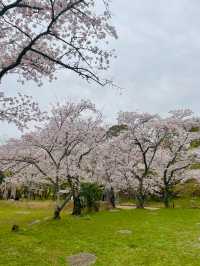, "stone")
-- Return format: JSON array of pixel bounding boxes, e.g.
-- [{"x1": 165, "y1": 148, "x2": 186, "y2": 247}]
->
[
  {"x1": 118, "y1": 229, "x2": 132, "y2": 235},
  {"x1": 29, "y1": 219, "x2": 41, "y2": 226},
  {"x1": 68, "y1": 253, "x2": 96, "y2": 266}
]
